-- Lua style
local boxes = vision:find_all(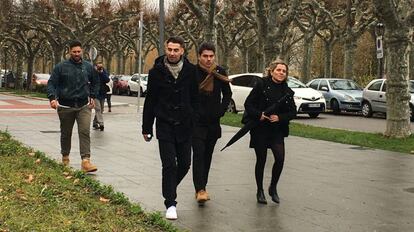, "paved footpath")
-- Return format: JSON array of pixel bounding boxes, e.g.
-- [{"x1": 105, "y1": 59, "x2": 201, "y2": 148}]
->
[{"x1": 1, "y1": 93, "x2": 414, "y2": 232}]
